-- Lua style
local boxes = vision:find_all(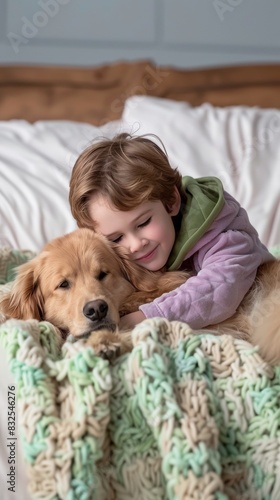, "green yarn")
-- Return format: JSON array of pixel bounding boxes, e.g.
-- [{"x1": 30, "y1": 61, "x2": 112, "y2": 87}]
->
[
  {"x1": 1, "y1": 316, "x2": 280, "y2": 498},
  {"x1": 270, "y1": 244, "x2": 280, "y2": 258},
  {"x1": 1, "y1": 247, "x2": 280, "y2": 498},
  {"x1": 0, "y1": 248, "x2": 36, "y2": 284},
  {"x1": 0, "y1": 318, "x2": 109, "y2": 499}
]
